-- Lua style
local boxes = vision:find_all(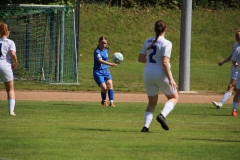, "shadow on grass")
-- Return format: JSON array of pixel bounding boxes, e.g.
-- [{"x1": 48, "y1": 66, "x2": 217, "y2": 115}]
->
[
  {"x1": 182, "y1": 138, "x2": 240, "y2": 143},
  {"x1": 69, "y1": 127, "x2": 159, "y2": 133}
]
